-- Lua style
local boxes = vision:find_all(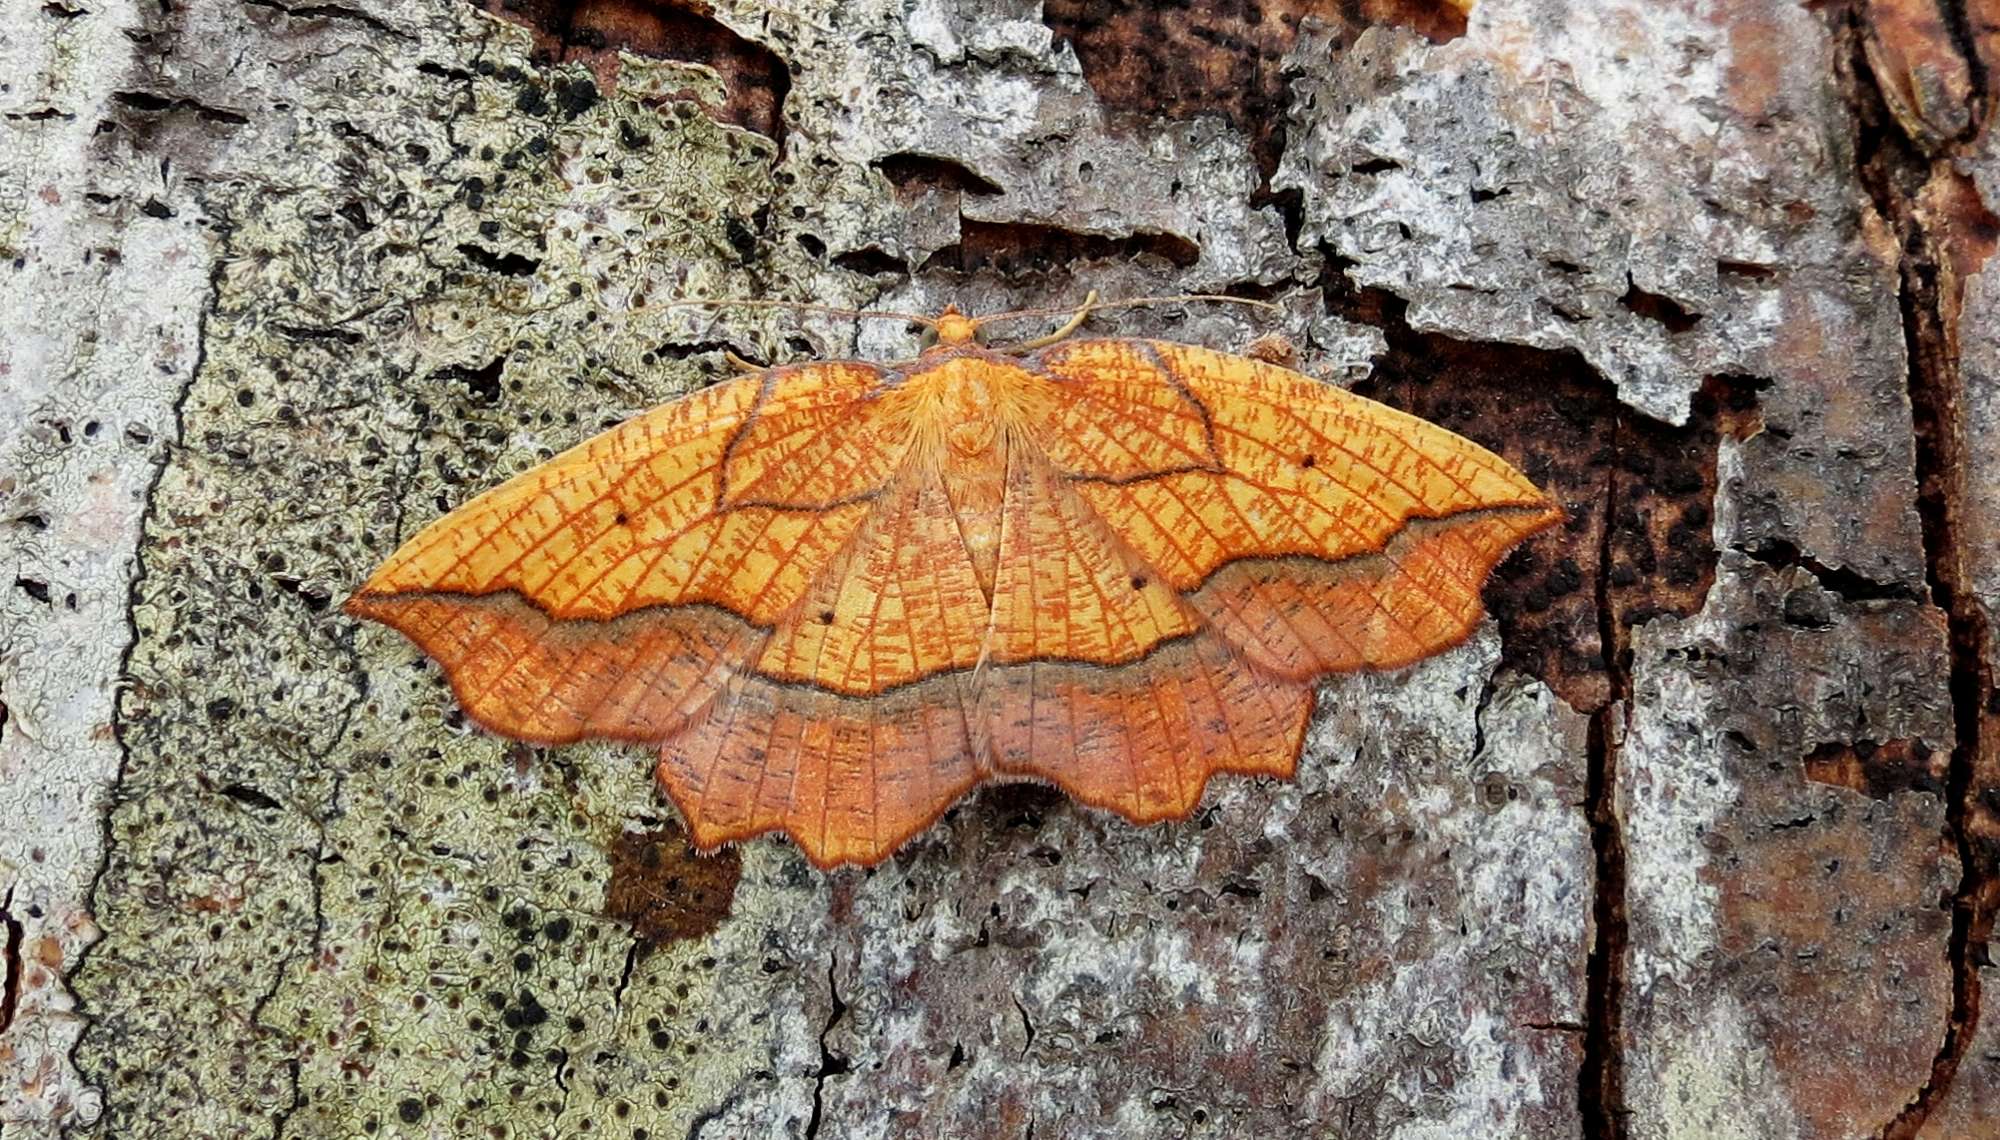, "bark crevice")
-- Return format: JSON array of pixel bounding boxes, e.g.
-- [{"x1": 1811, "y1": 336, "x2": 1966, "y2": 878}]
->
[
  {"x1": 1838, "y1": 4, "x2": 1998, "y2": 1135},
  {"x1": 1582, "y1": 435, "x2": 1631, "y2": 1140}
]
